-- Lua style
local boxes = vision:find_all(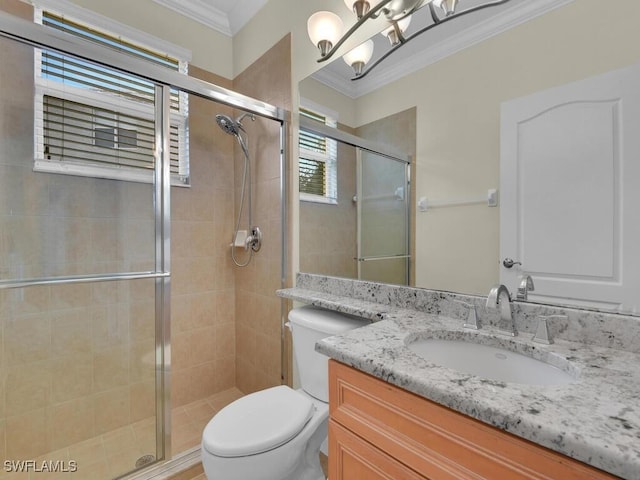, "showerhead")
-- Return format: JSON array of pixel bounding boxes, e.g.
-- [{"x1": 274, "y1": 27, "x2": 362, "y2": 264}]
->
[
  {"x1": 215, "y1": 112, "x2": 256, "y2": 136},
  {"x1": 216, "y1": 114, "x2": 240, "y2": 136}
]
